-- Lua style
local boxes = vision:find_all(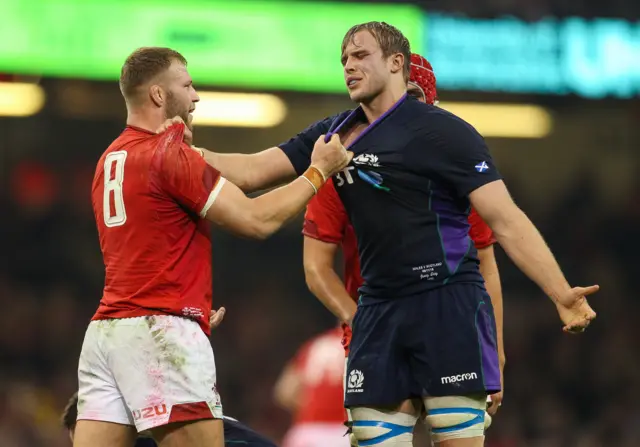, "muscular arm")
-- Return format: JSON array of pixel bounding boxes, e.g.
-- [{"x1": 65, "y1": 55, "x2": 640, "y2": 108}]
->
[
  {"x1": 303, "y1": 237, "x2": 358, "y2": 324},
  {"x1": 200, "y1": 147, "x2": 296, "y2": 193},
  {"x1": 477, "y1": 245, "x2": 504, "y2": 369},
  {"x1": 470, "y1": 180, "x2": 571, "y2": 303},
  {"x1": 205, "y1": 177, "x2": 315, "y2": 240}
]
